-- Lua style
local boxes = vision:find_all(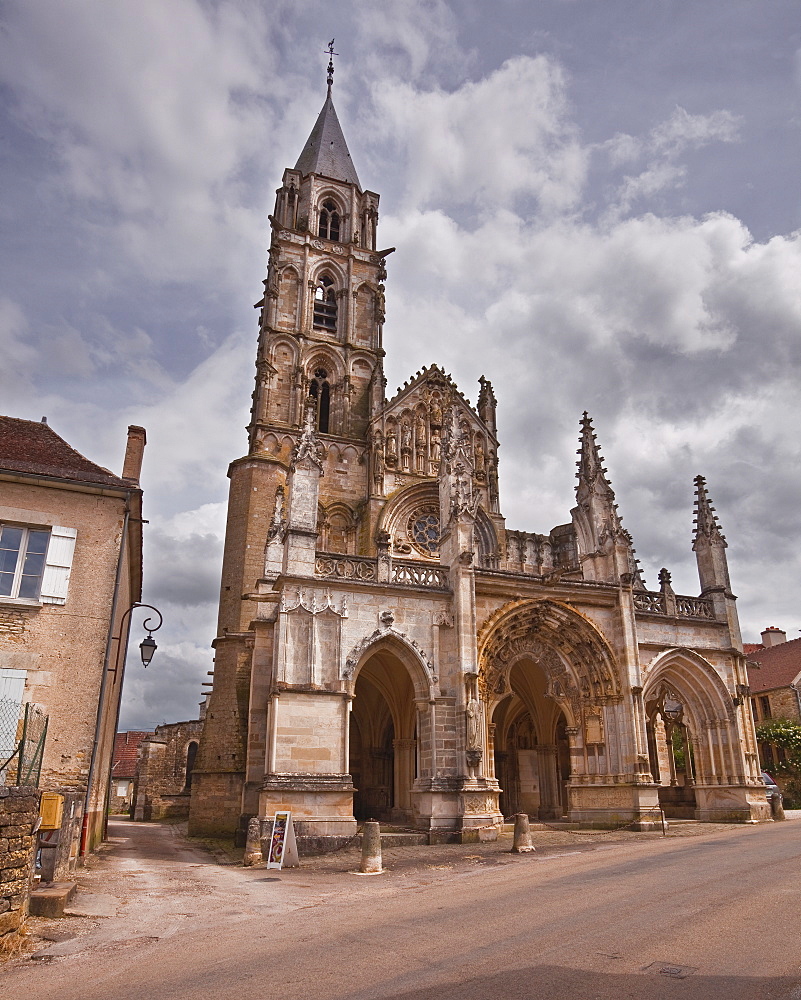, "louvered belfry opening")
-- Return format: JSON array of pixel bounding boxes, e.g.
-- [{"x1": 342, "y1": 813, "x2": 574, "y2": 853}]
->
[{"x1": 313, "y1": 275, "x2": 337, "y2": 333}]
